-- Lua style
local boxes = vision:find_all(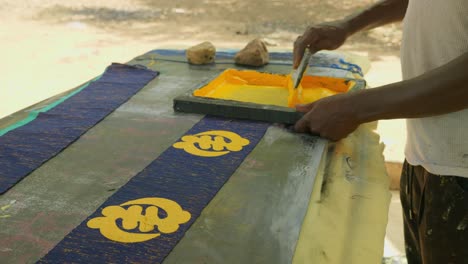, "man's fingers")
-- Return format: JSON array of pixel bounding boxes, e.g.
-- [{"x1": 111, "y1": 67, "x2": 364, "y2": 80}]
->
[
  {"x1": 293, "y1": 36, "x2": 306, "y2": 69},
  {"x1": 295, "y1": 103, "x2": 315, "y2": 113},
  {"x1": 294, "y1": 117, "x2": 309, "y2": 133},
  {"x1": 307, "y1": 46, "x2": 319, "y2": 56},
  {"x1": 293, "y1": 32, "x2": 319, "y2": 68}
]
